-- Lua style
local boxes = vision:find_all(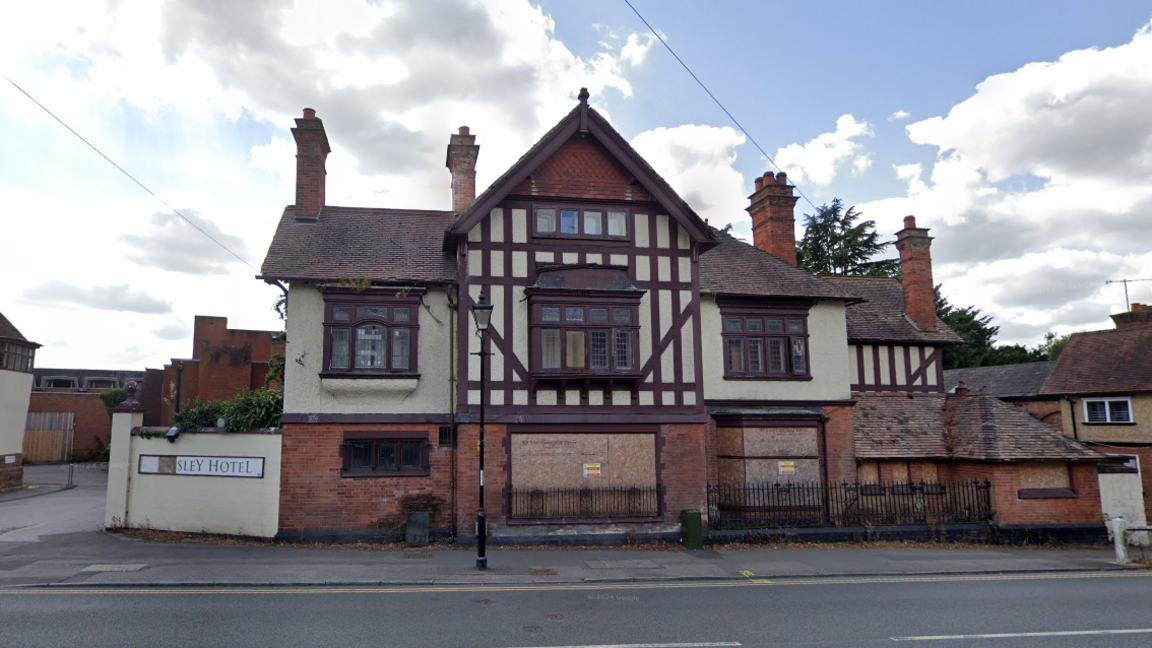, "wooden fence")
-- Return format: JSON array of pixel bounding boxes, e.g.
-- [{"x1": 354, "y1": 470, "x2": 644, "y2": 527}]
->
[{"x1": 22, "y1": 412, "x2": 75, "y2": 463}]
